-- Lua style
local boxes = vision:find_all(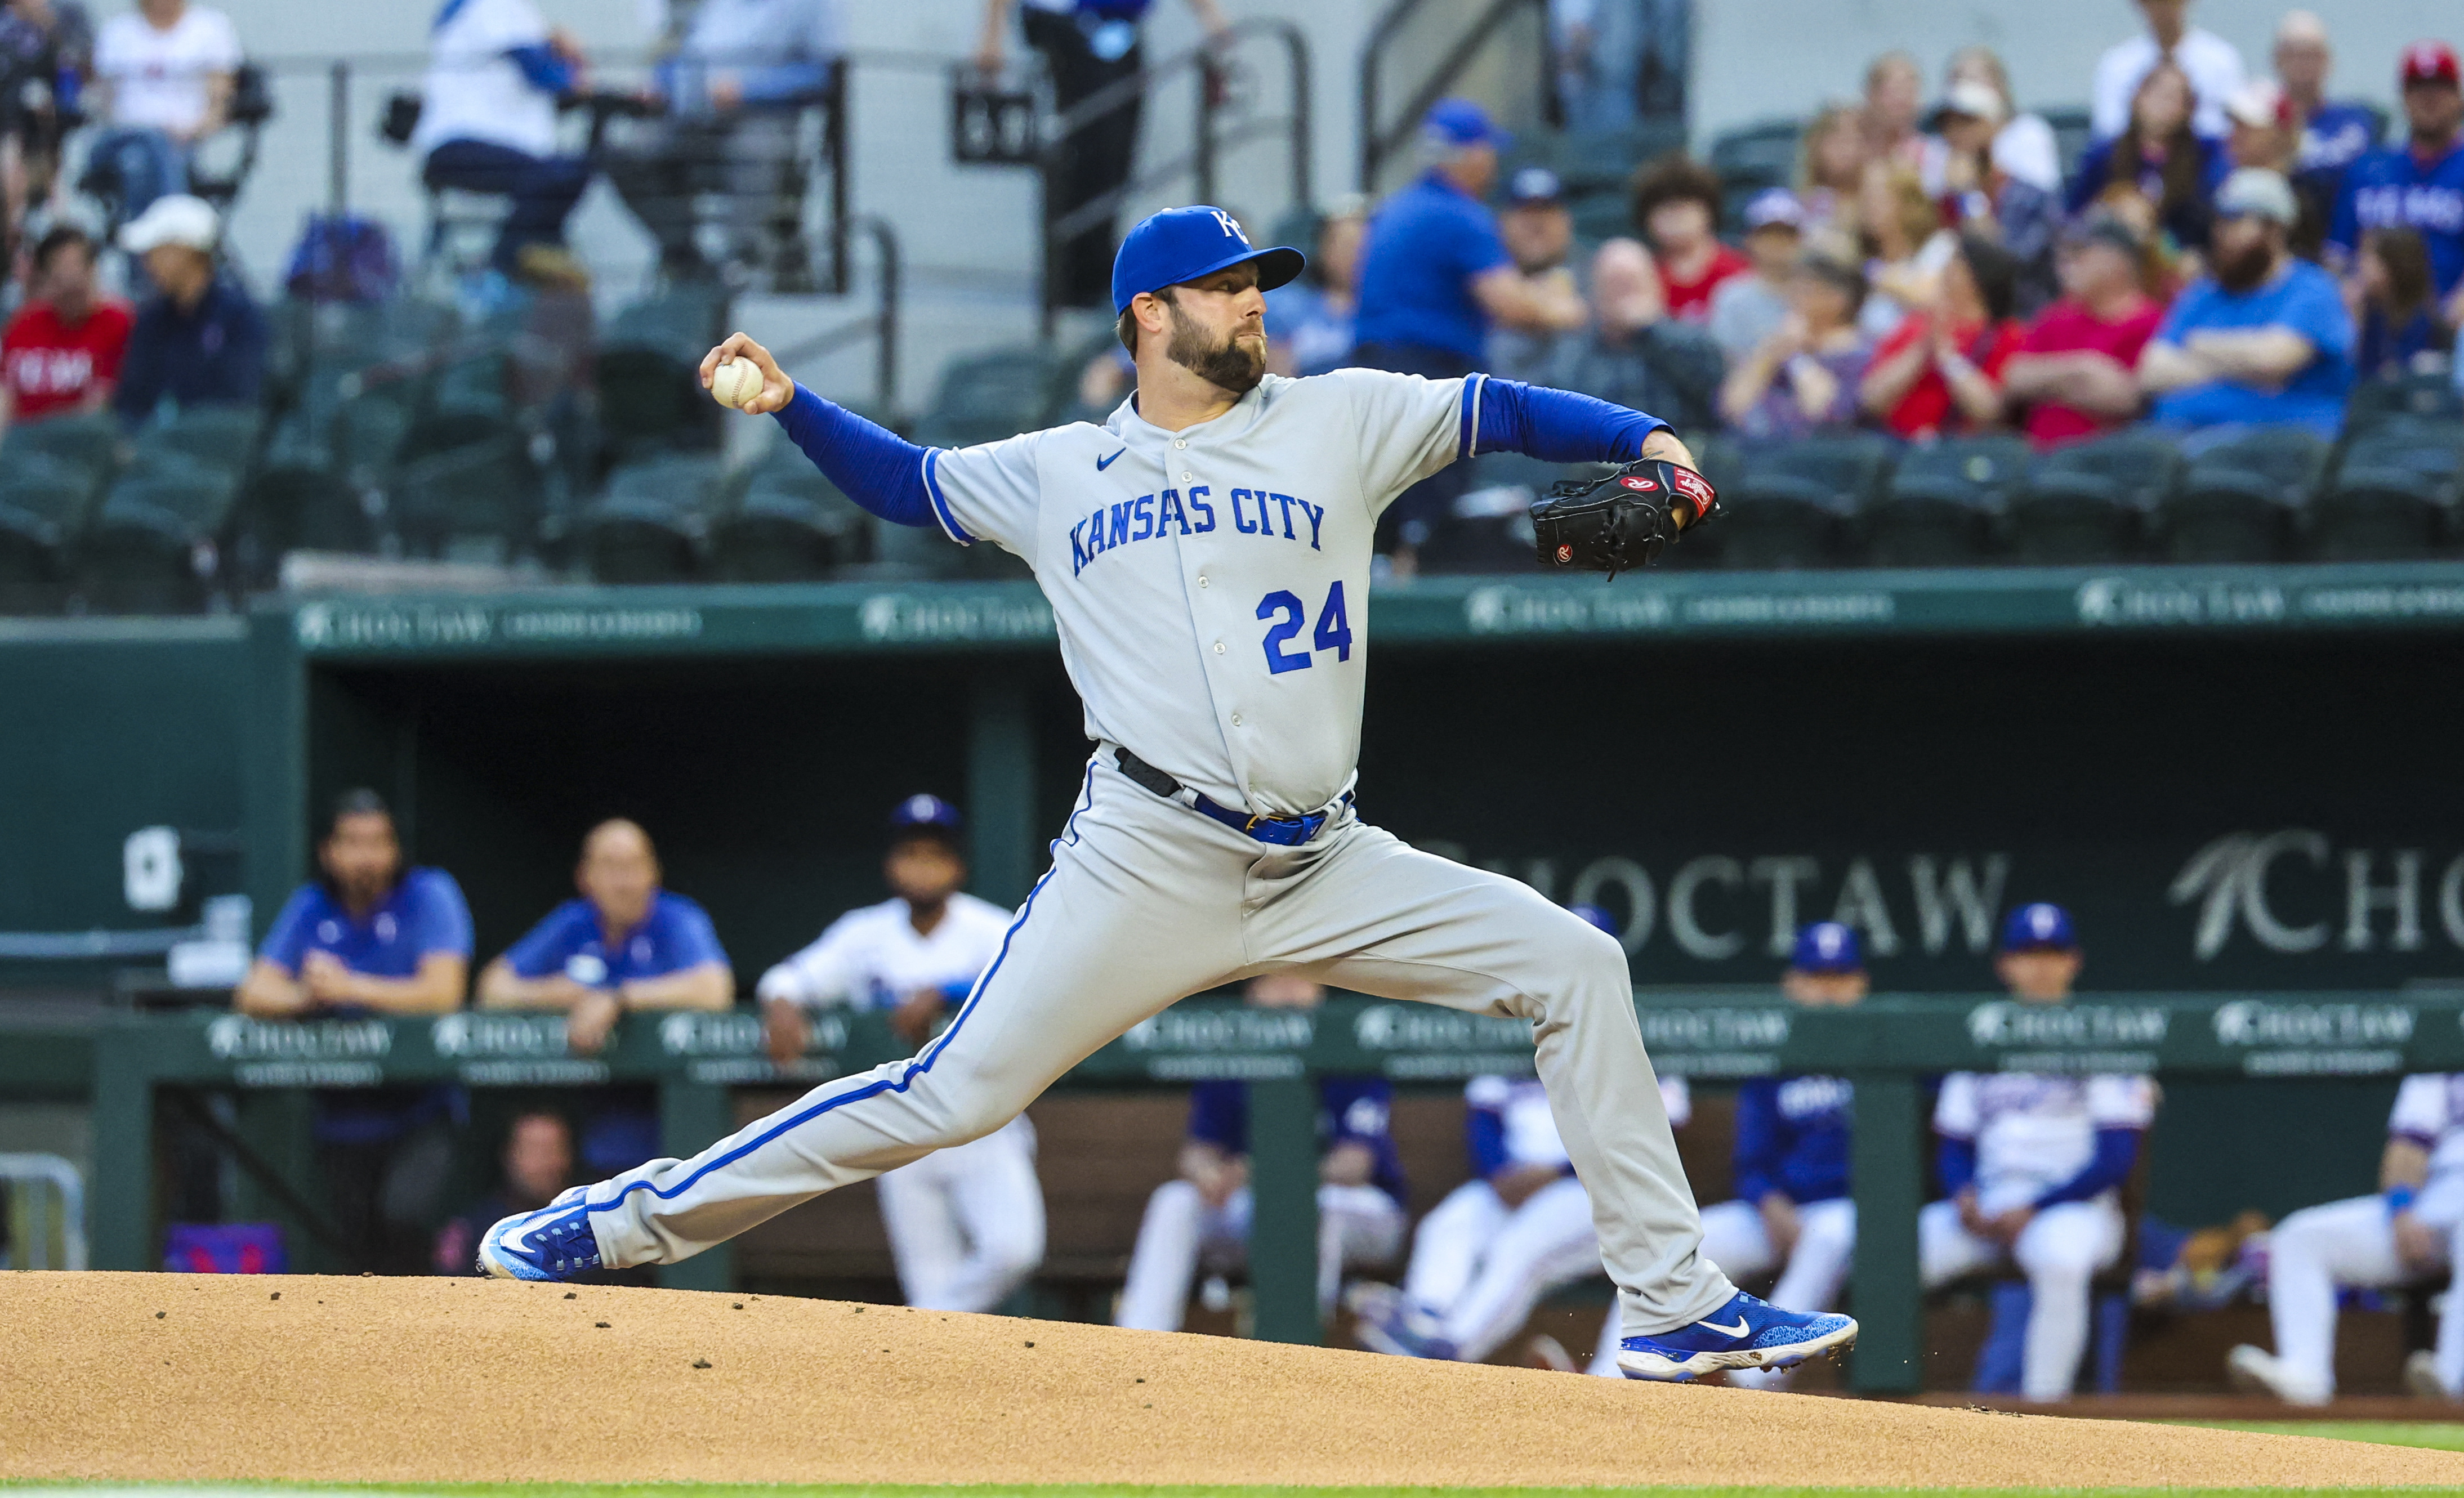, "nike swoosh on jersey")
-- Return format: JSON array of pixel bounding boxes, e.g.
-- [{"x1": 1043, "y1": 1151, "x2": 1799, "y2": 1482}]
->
[
  {"x1": 1702, "y1": 1317, "x2": 1749, "y2": 1339},
  {"x1": 1096, "y1": 448, "x2": 1127, "y2": 471}
]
